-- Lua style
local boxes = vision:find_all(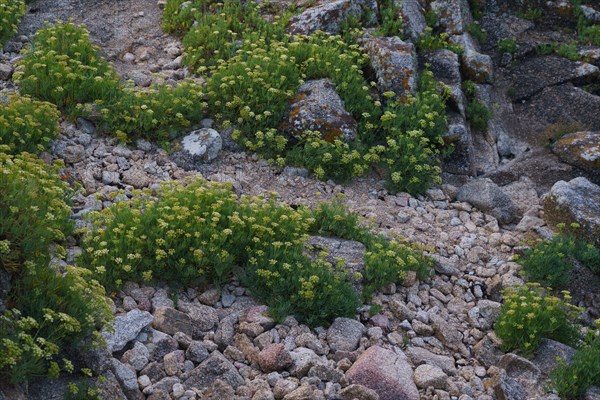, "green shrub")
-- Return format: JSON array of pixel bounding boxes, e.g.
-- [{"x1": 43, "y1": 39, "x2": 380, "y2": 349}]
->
[
  {"x1": 551, "y1": 325, "x2": 600, "y2": 399},
  {"x1": 497, "y1": 37, "x2": 519, "y2": 54},
  {"x1": 416, "y1": 28, "x2": 463, "y2": 54},
  {"x1": 495, "y1": 283, "x2": 582, "y2": 357},
  {"x1": 466, "y1": 98, "x2": 491, "y2": 132},
  {"x1": 16, "y1": 20, "x2": 120, "y2": 112},
  {"x1": 374, "y1": 0, "x2": 404, "y2": 37},
  {"x1": 517, "y1": 7, "x2": 543, "y2": 21},
  {"x1": 517, "y1": 224, "x2": 600, "y2": 288},
  {"x1": 0, "y1": 151, "x2": 73, "y2": 273},
  {"x1": 467, "y1": 22, "x2": 487, "y2": 44},
  {"x1": 0, "y1": 0, "x2": 25, "y2": 47},
  {"x1": 0, "y1": 94, "x2": 61, "y2": 155},
  {"x1": 557, "y1": 42, "x2": 581, "y2": 61}
]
